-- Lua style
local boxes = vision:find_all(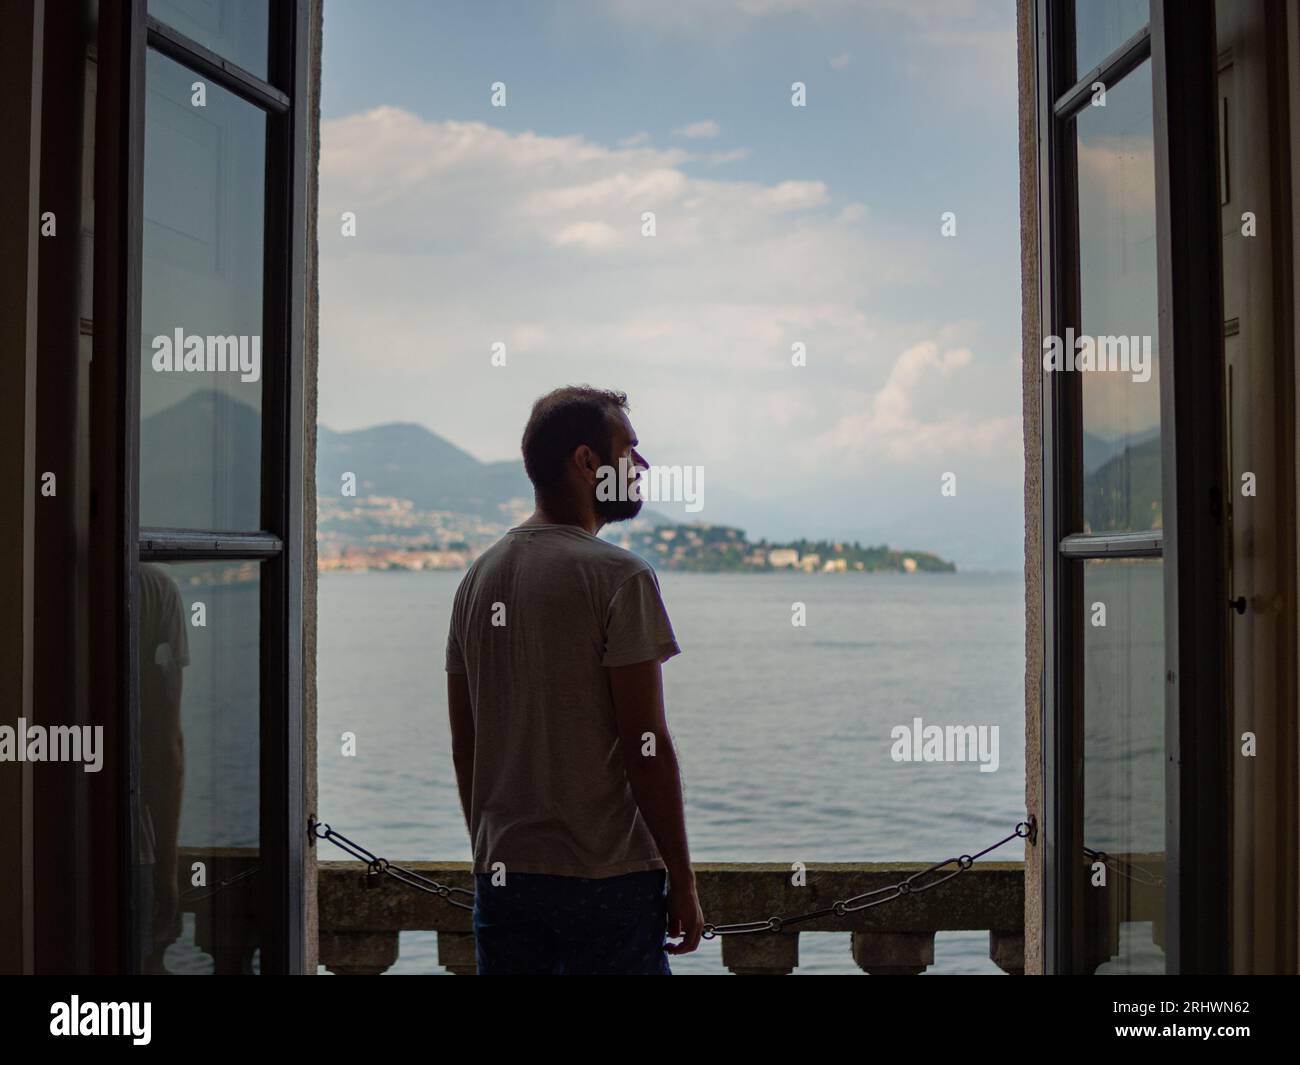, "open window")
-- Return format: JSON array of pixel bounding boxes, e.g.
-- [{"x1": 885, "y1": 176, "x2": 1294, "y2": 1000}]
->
[
  {"x1": 1033, "y1": 0, "x2": 1297, "y2": 973},
  {"x1": 94, "y1": 0, "x2": 311, "y2": 974}
]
